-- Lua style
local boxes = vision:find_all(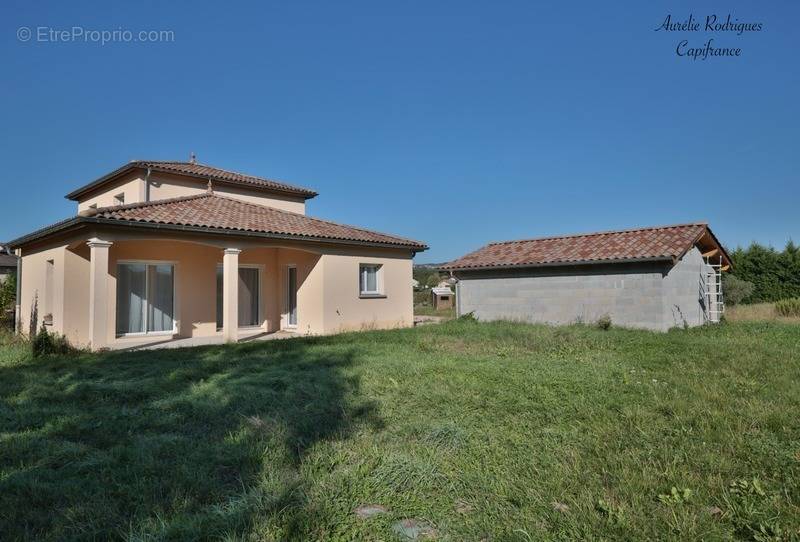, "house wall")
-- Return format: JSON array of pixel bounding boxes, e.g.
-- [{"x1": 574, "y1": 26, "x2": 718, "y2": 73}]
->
[
  {"x1": 148, "y1": 172, "x2": 307, "y2": 214},
  {"x1": 276, "y1": 248, "x2": 324, "y2": 335},
  {"x1": 77, "y1": 172, "x2": 144, "y2": 211},
  {"x1": 455, "y1": 262, "x2": 668, "y2": 331},
  {"x1": 320, "y1": 252, "x2": 414, "y2": 332},
  {"x1": 78, "y1": 171, "x2": 307, "y2": 214},
  {"x1": 662, "y1": 247, "x2": 711, "y2": 328},
  {"x1": 18, "y1": 243, "x2": 68, "y2": 338}
]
